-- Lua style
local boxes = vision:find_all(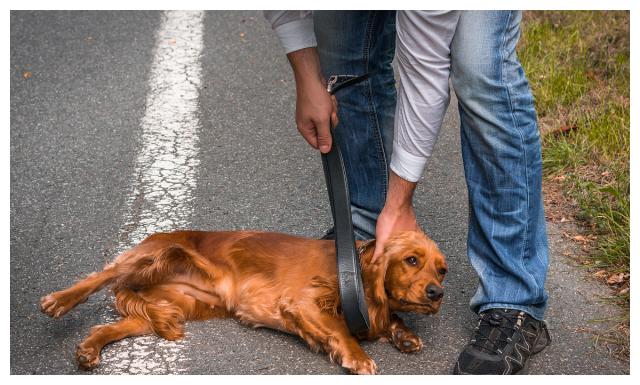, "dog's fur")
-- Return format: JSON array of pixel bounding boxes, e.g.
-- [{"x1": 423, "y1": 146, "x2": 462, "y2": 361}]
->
[{"x1": 40, "y1": 230, "x2": 447, "y2": 374}]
